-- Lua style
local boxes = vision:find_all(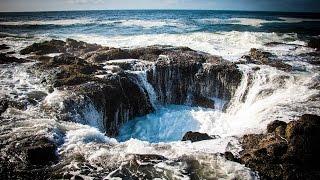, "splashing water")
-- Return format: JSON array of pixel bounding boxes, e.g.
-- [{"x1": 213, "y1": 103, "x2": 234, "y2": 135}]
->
[{"x1": 118, "y1": 63, "x2": 320, "y2": 142}]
